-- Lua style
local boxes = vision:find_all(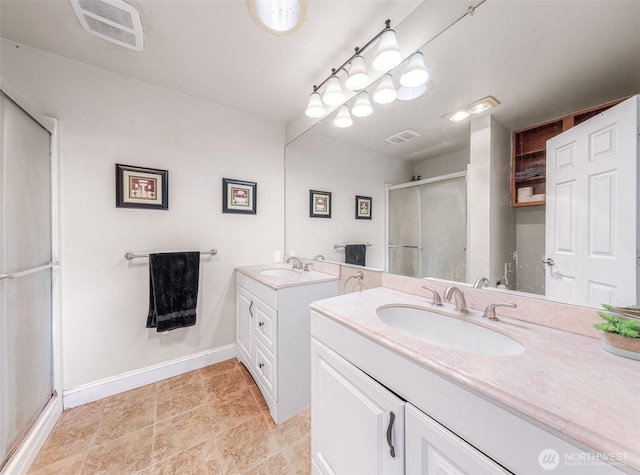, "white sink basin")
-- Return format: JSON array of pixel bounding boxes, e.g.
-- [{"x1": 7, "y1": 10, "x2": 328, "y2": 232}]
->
[
  {"x1": 376, "y1": 305, "x2": 525, "y2": 356},
  {"x1": 259, "y1": 268, "x2": 300, "y2": 278}
]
